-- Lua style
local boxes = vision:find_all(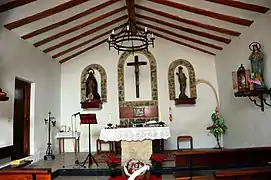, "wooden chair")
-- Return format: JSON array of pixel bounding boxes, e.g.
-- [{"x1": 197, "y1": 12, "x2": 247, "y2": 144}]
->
[
  {"x1": 96, "y1": 139, "x2": 113, "y2": 153},
  {"x1": 177, "y1": 136, "x2": 193, "y2": 150}
]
